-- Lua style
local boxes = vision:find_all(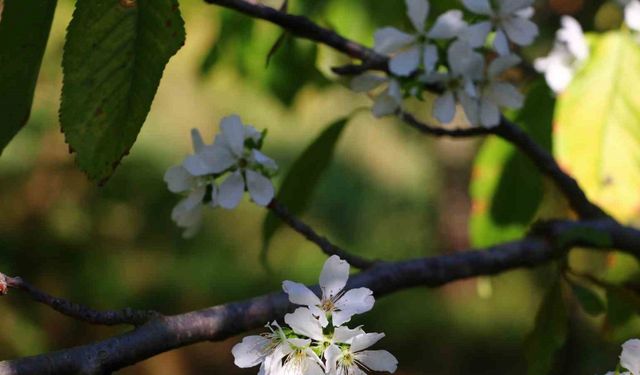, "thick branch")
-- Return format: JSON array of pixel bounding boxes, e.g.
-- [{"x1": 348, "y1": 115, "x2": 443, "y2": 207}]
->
[
  {"x1": 2, "y1": 219, "x2": 639, "y2": 375},
  {"x1": 0, "y1": 274, "x2": 160, "y2": 327},
  {"x1": 268, "y1": 199, "x2": 376, "y2": 269}
]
